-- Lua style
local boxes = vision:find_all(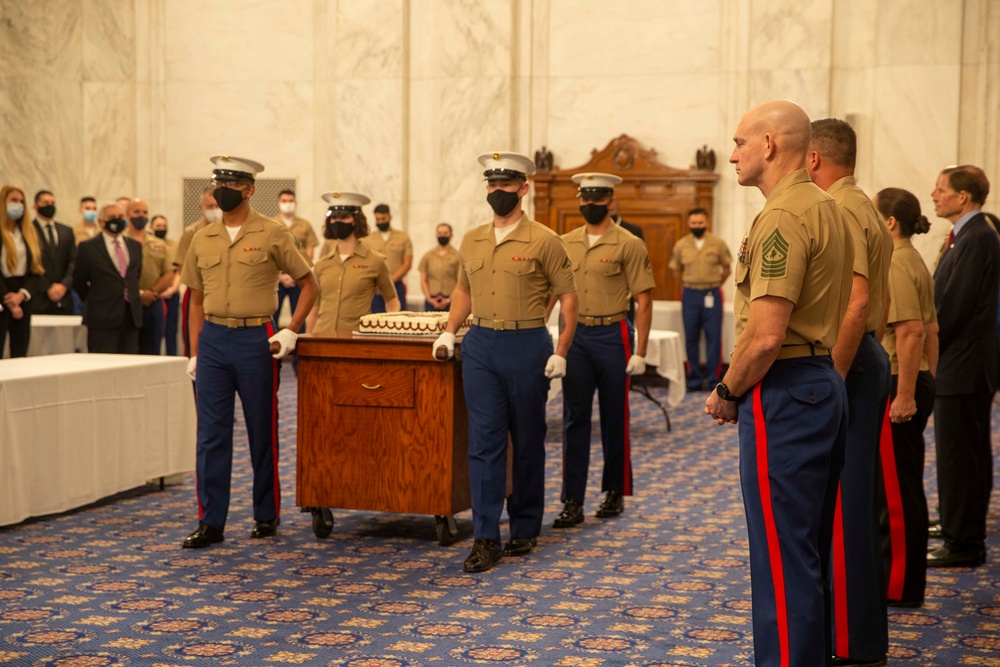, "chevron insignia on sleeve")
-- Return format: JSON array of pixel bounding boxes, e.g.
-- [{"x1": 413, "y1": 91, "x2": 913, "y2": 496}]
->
[{"x1": 760, "y1": 228, "x2": 788, "y2": 278}]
